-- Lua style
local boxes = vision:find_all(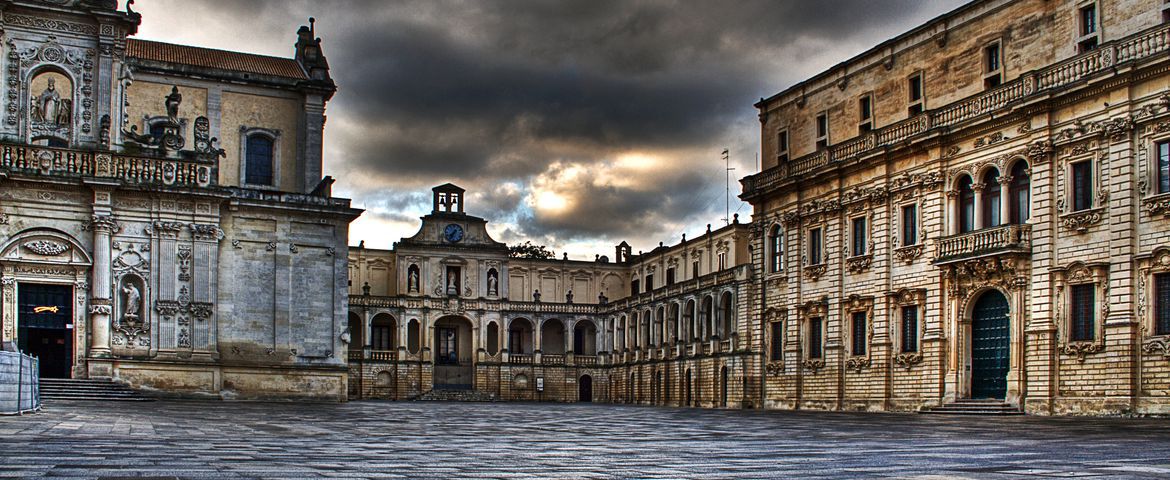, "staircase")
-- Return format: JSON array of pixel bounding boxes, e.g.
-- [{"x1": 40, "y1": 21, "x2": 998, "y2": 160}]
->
[
  {"x1": 919, "y1": 399, "x2": 1022, "y2": 415},
  {"x1": 39, "y1": 378, "x2": 154, "y2": 402},
  {"x1": 414, "y1": 388, "x2": 497, "y2": 402}
]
